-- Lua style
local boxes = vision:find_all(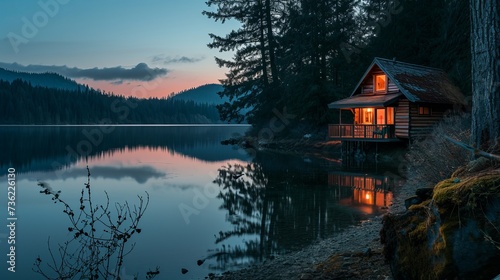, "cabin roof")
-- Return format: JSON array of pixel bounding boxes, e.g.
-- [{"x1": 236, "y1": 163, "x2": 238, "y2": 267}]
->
[
  {"x1": 328, "y1": 93, "x2": 402, "y2": 109},
  {"x1": 328, "y1": 58, "x2": 466, "y2": 109}
]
